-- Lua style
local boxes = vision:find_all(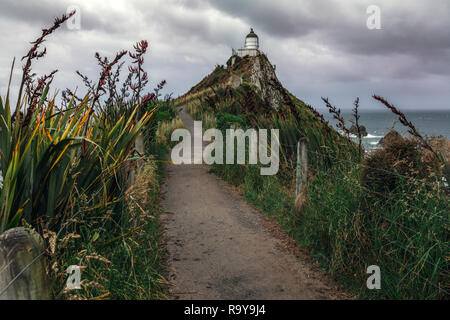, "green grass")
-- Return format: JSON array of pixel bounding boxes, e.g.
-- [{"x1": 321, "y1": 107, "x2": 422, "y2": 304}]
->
[
  {"x1": 0, "y1": 80, "x2": 174, "y2": 298},
  {"x1": 0, "y1": 12, "x2": 176, "y2": 299},
  {"x1": 51, "y1": 153, "x2": 169, "y2": 299},
  {"x1": 211, "y1": 157, "x2": 449, "y2": 299},
  {"x1": 190, "y1": 82, "x2": 449, "y2": 299},
  {"x1": 48, "y1": 105, "x2": 177, "y2": 300}
]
